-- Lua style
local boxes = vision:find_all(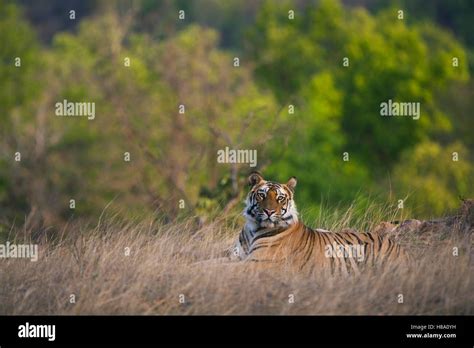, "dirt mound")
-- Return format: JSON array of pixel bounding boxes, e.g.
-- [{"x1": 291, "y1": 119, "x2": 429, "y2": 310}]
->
[{"x1": 373, "y1": 199, "x2": 474, "y2": 240}]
